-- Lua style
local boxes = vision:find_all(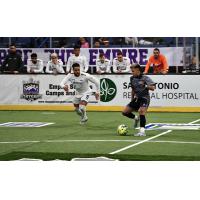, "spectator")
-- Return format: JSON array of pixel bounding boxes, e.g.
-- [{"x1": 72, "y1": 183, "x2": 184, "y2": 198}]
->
[
  {"x1": 27, "y1": 53, "x2": 44, "y2": 73},
  {"x1": 93, "y1": 41, "x2": 100, "y2": 48},
  {"x1": 182, "y1": 56, "x2": 200, "y2": 74},
  {"x1": 66, "y1": 45, "x2": 89, "y2": 73},
  {"x1": 125, "y1": 37, "x2": 138, "y2": 47},
  {"x1": 79, "y1": 37, "x2": 90, "y2": 48},
  {"x1": 1, "y1": 44, "x2": 24, "y2": 74},
  {"x1": 144, "y1": 48, "x2": 169, "y2": 74},
  {"x1": 113, "y1": 51, "x2": 131, "y2": 73},
  {"x1": 46, "y1": 53, "x2": 65, "y2": 74},
  {"x1": 96, "y1": 53, "x2": 111, "y2": 74}
]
